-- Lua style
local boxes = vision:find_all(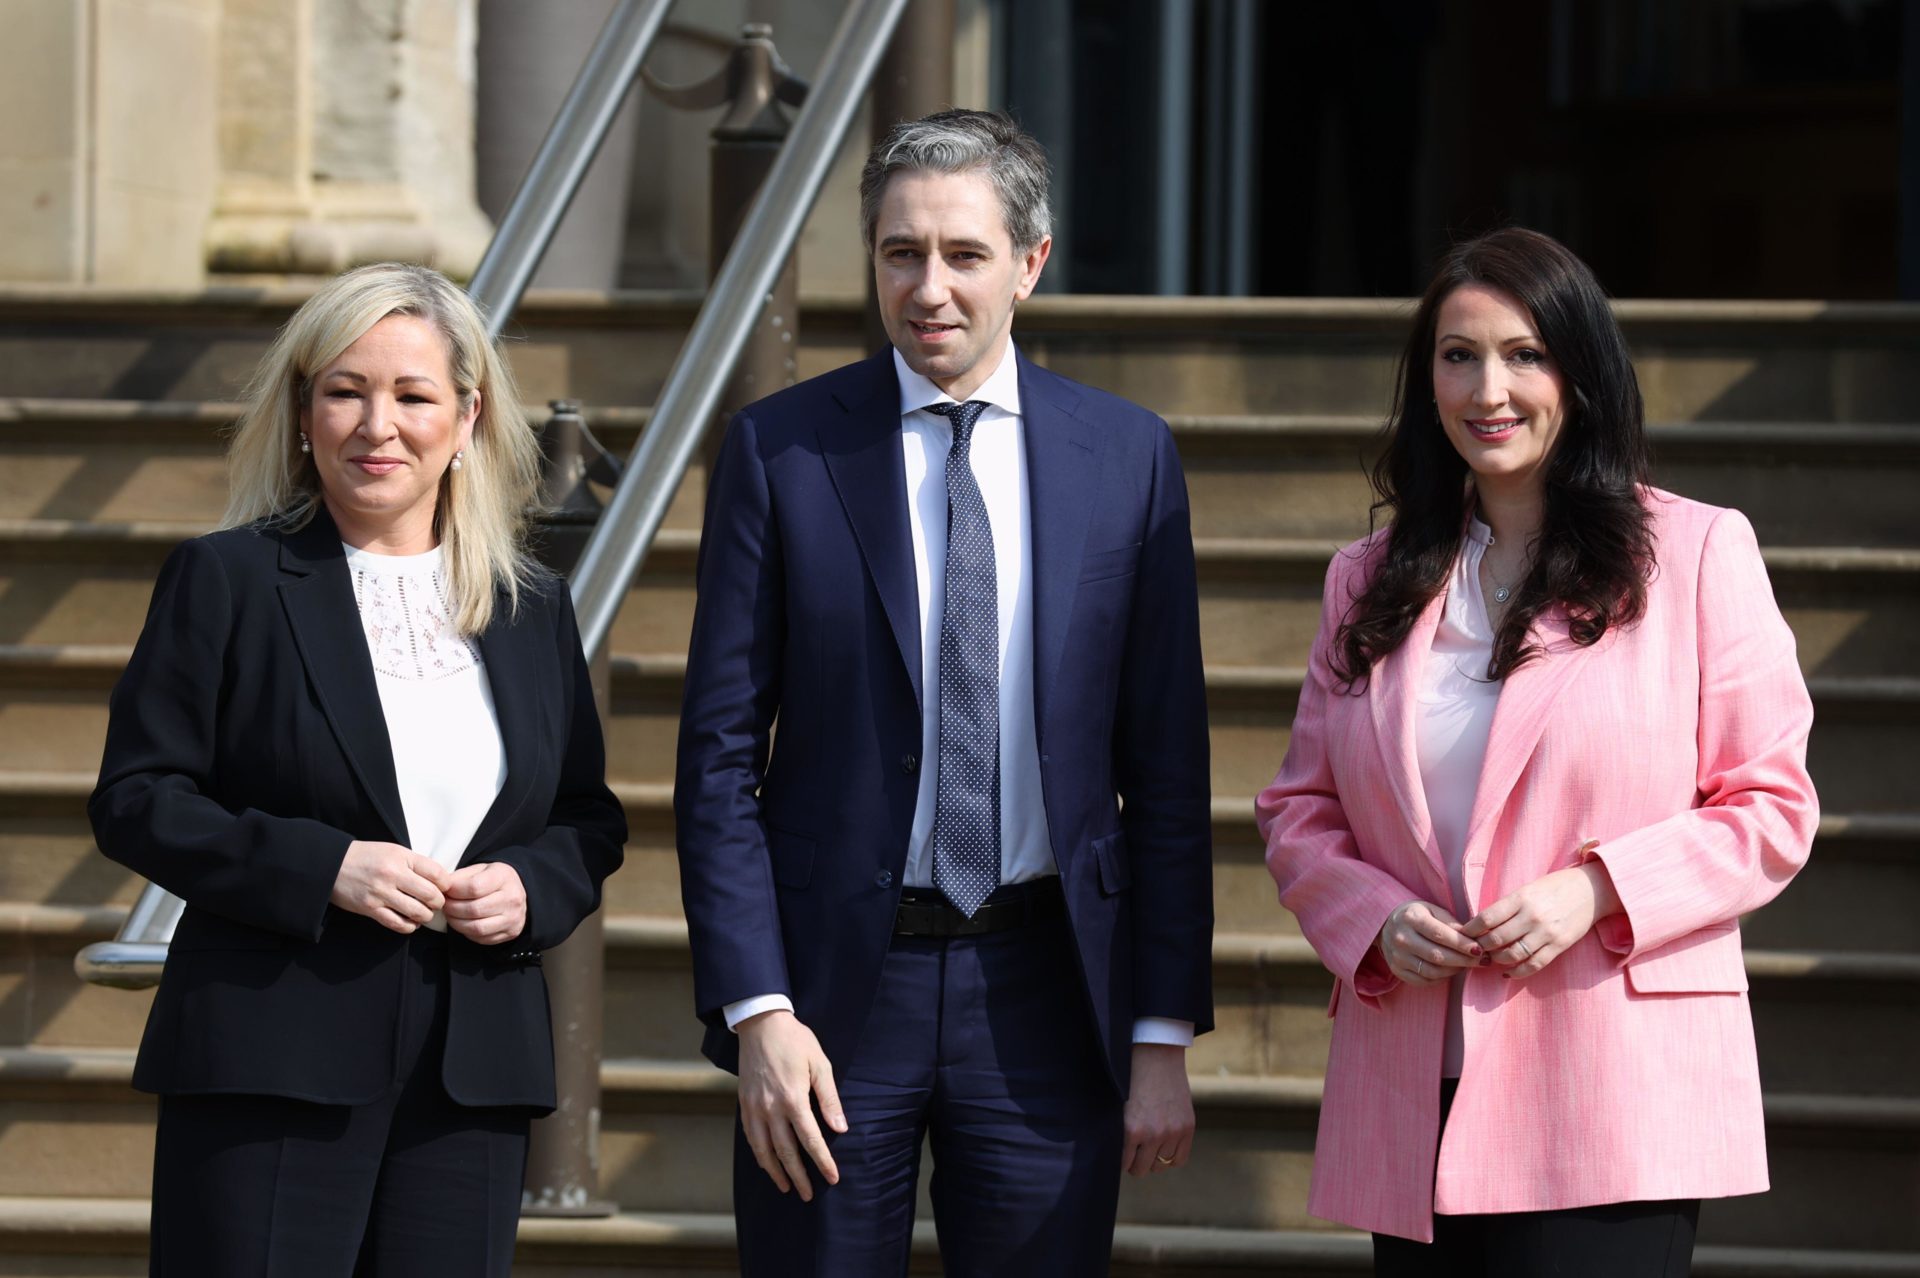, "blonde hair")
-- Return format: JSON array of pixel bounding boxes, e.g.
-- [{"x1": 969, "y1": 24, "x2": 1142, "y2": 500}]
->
[{"x1": 223, "y1": 262, "x2": 543, "y2": 635}]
